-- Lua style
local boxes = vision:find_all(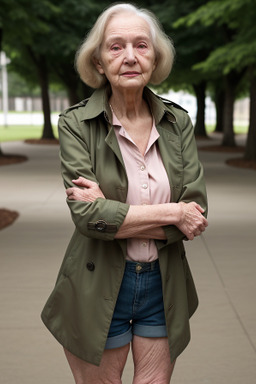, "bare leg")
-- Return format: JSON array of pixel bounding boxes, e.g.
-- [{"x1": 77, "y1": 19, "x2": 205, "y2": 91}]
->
[
  {"x1": 64, "y1": 344, "x2": 130, "y2": 384},
  {"x1": 132, "y1": 336, "x2": 175, "y2": 384}
]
